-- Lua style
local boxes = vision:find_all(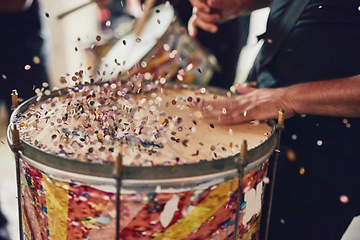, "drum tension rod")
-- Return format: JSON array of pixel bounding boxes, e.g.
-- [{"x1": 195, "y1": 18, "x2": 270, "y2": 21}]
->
[
  {"x1": 233, "y1": 139, "x2": 248, "y2": 240},
  {"x1": 113, "y1": 150, "x2": 124, "y2": 240},
  {"x1": 264, "y1": 109, "x2": 285, "y2": 240},
  {"x1": 10, "y1": 89, "x2": 24, "y2": 240}
]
